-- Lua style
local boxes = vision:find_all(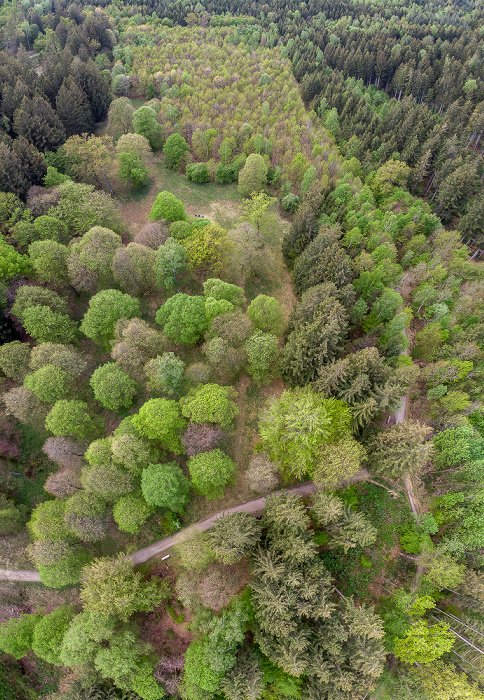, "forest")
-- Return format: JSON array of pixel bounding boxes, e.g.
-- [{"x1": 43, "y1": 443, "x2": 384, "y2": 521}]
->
[{"x1": 0, "y1": 0, "x2": 483, "y2": 698}]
